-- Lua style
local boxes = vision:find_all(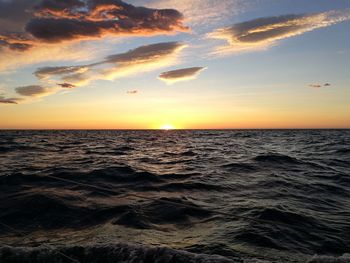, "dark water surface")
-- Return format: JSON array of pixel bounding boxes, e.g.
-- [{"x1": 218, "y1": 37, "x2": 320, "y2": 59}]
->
[{"x1": 0, "y1": 130, "x2": 349, "y2": 262}]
